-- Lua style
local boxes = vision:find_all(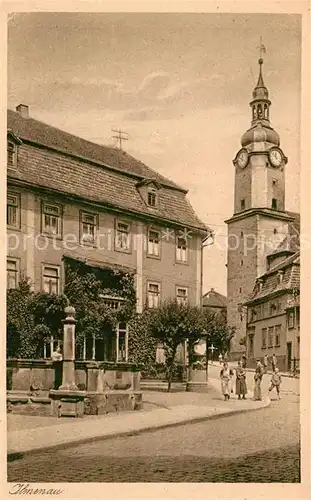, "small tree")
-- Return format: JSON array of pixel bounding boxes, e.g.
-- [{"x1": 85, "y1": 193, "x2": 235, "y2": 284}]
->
[{"x1": 147, "y1": 300, "x2": 203, "y2": 392}]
